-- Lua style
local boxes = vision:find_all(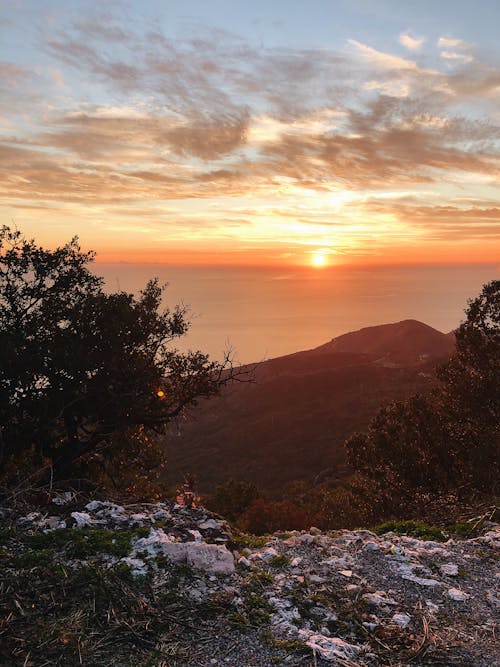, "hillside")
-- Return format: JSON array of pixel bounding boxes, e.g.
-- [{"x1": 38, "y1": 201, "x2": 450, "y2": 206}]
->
[
  {"x1": 163, "y1": 320, "x2": 455, "y2": 494},
  {"x1": 2, "y1": 496, "x2": 498, "y2": 666}
]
